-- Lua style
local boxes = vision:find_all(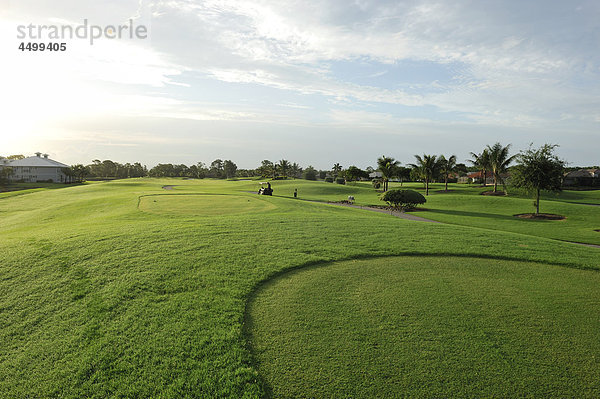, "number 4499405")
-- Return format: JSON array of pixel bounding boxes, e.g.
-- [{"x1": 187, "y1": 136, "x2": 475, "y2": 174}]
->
[{"x1": 18, "y1": 42, "x2": 66, "y2": 51}]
